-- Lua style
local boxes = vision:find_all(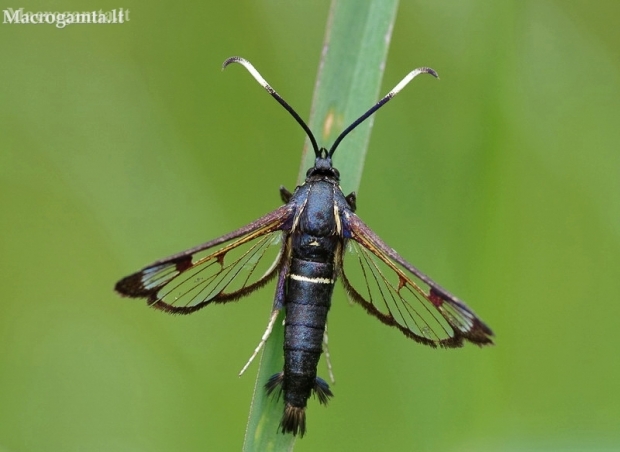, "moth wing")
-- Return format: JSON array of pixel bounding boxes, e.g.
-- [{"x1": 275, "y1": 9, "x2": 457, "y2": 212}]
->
[
  {"x1": 115, "y1": 204, "x2": 294, "y2": 313},
  {"x1": 340, "y1": 212, "x2": 493, "y2": 347}
]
